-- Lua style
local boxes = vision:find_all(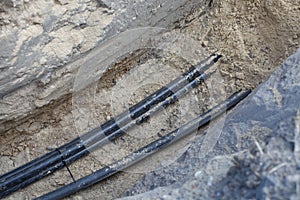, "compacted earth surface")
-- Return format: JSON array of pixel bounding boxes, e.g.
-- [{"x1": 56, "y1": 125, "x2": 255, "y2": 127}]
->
[{"x1": 0, "y1": 0, "x2": 299, "y2": 199}]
